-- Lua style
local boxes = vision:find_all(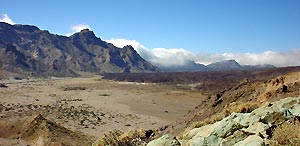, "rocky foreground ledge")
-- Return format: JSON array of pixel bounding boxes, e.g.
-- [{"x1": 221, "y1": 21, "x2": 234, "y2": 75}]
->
[{"x1": 147, "y1": 97, "x2": 300, "y2": 146}]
